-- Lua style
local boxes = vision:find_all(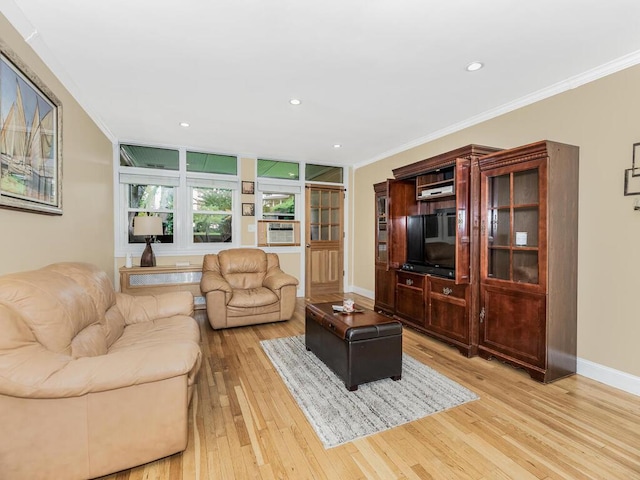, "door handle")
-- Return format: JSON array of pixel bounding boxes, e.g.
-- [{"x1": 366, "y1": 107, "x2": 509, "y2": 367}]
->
[{"x1": 306, "y1": 243, "x2": 311, "y2": 248}]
